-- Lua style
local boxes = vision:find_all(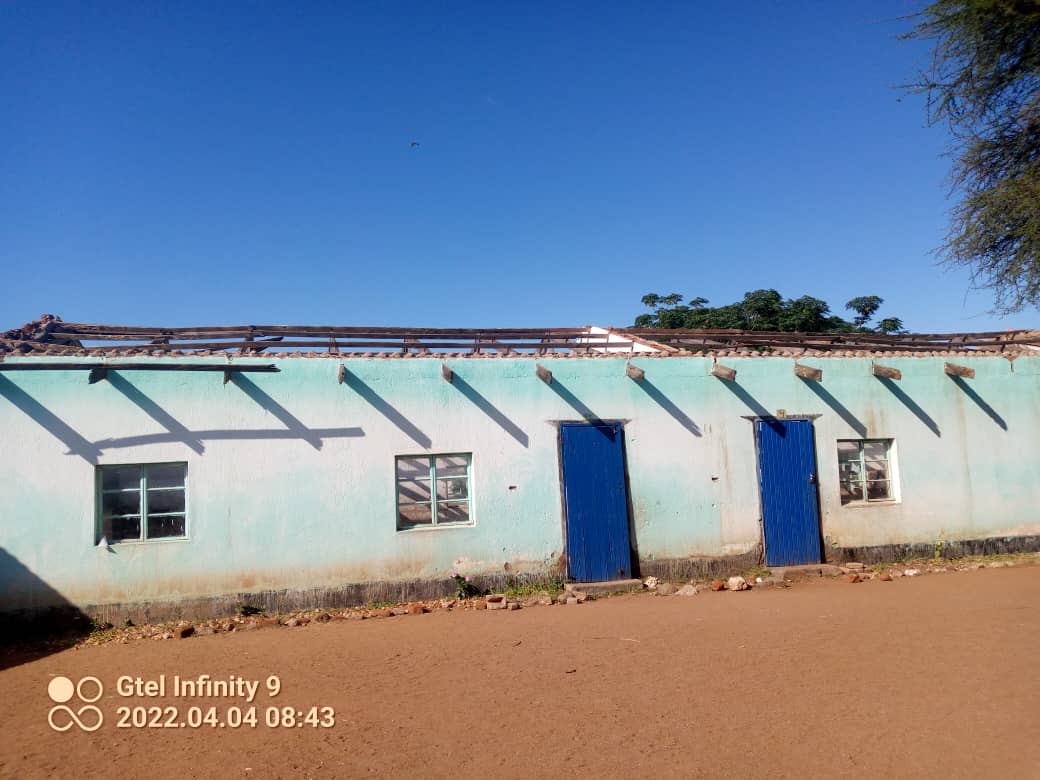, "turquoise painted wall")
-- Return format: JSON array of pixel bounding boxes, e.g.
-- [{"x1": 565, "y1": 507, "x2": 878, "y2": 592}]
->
[{"x1": 1, "y1": 353, "x2": 1037, "y2": 610}]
